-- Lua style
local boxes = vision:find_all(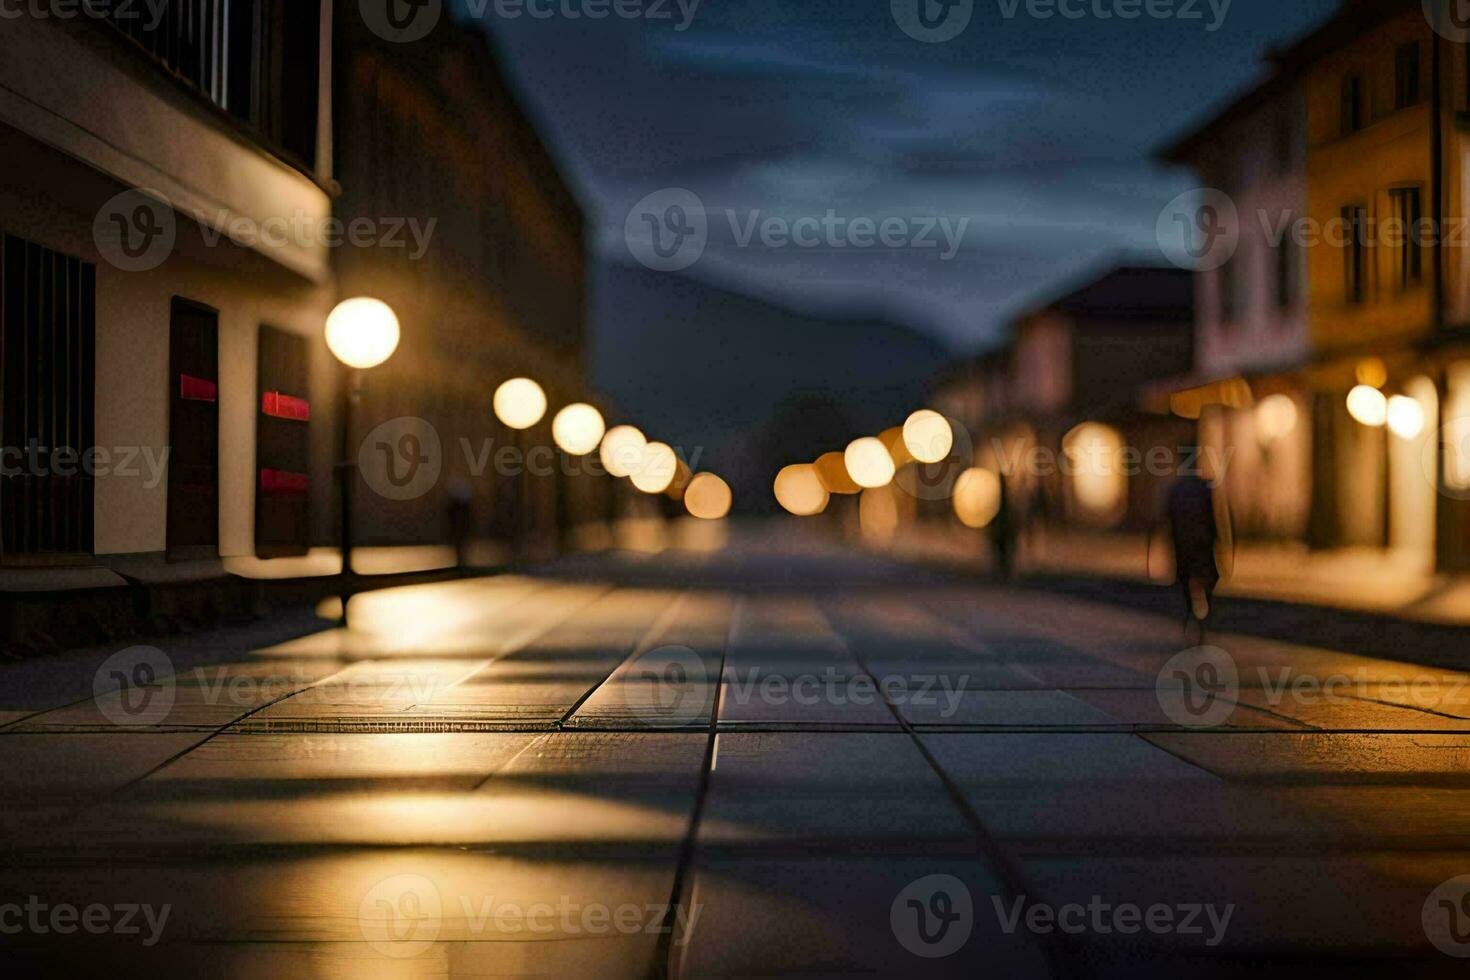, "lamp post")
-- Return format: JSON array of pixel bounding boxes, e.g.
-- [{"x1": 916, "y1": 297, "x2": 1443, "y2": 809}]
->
[
  {"x1": 493, "y1": 377, "x2": 547, "y2": 562},
  {"x1": 325, "y1": 297, "x2": 401, "y2": 627},
  {"x1": 551, "y1": 402, "x2": 606, "y2": 554}
]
